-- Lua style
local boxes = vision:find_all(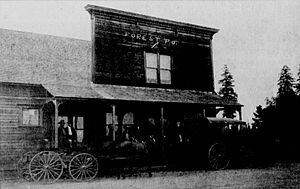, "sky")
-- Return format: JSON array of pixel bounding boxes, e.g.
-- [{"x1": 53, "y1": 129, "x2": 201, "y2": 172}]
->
[{"x1": 0, "y1": 1, "x2": 299, "y2": 123}]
